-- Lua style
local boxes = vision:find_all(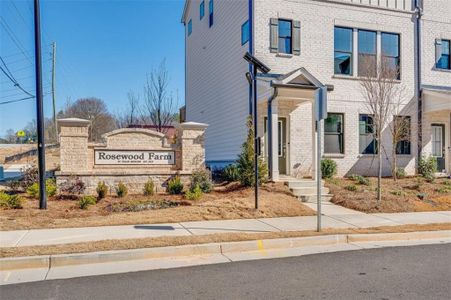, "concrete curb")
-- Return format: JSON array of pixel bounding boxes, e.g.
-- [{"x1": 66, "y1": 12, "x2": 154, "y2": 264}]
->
[{"x1": 1, "y1": 230, "x2": 450, "y2": 271}]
